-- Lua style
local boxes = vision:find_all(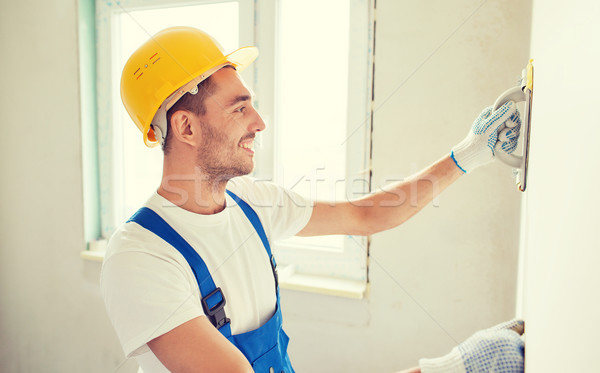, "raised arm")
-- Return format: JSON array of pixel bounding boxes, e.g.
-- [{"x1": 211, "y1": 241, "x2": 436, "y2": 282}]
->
[
  {"x1": 298, "y1": 154, "x2": 461, "y2": 237},
  {"x1": 298, "y1": 101, "x2": 521, "y2": 237}
]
